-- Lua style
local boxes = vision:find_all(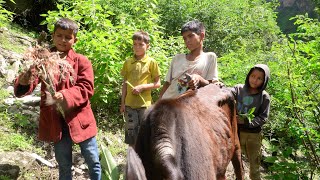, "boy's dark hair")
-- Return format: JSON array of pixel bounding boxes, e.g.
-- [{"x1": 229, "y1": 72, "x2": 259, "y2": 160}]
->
[
  {"x1": 181, "y1": 20, "x2": 205, "y2": 35},
  {"x1": 132, "y1": 31, "x2": 150, "y2": 44},
  {"x1": 53, "y1": 18, "x2": 79, "y2": 37},
  {"x1": 252, "y1": 67, "x2": 265, "y2": 74}
]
